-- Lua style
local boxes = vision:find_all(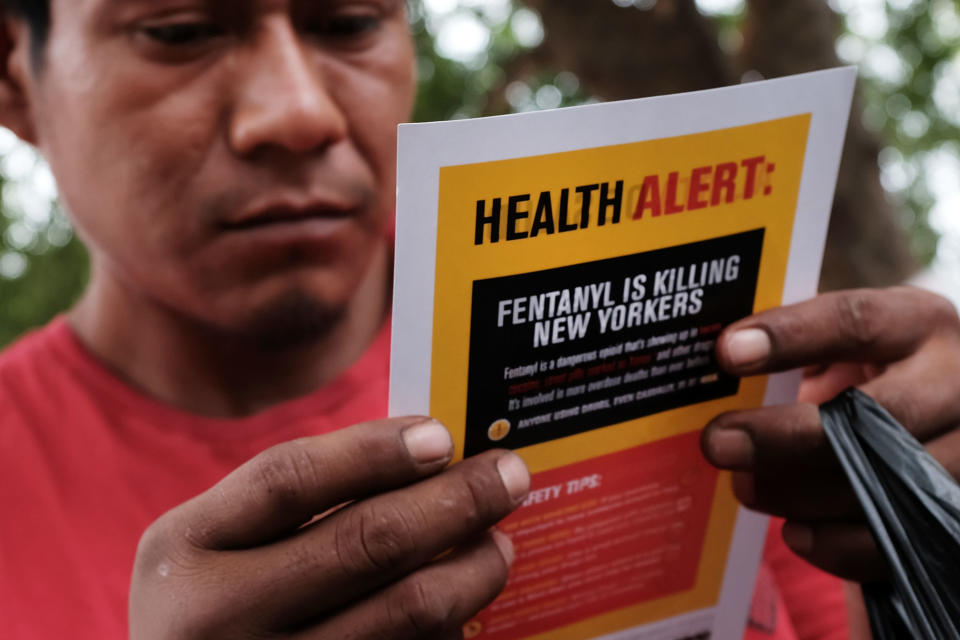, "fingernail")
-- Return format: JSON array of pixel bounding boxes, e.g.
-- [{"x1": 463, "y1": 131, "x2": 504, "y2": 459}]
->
[
  {"x1": 492, "y1": 529, "x2": 515, "y2": 566},
  {"x1": 782, "y1": 522, "x2": 814, "y2": 555},
  {"x1": 497, "y1": 453, "x2": 530, "y2": 503},
  {"x1": 402, "y1": 420, "x2": 453, "y2": 464},
  {"x1": 725, "y1": 328, "x2": 771, "y2": 368},
  {"x1": 707, "y1": 429, "x2": 754, "y2": 468}
]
